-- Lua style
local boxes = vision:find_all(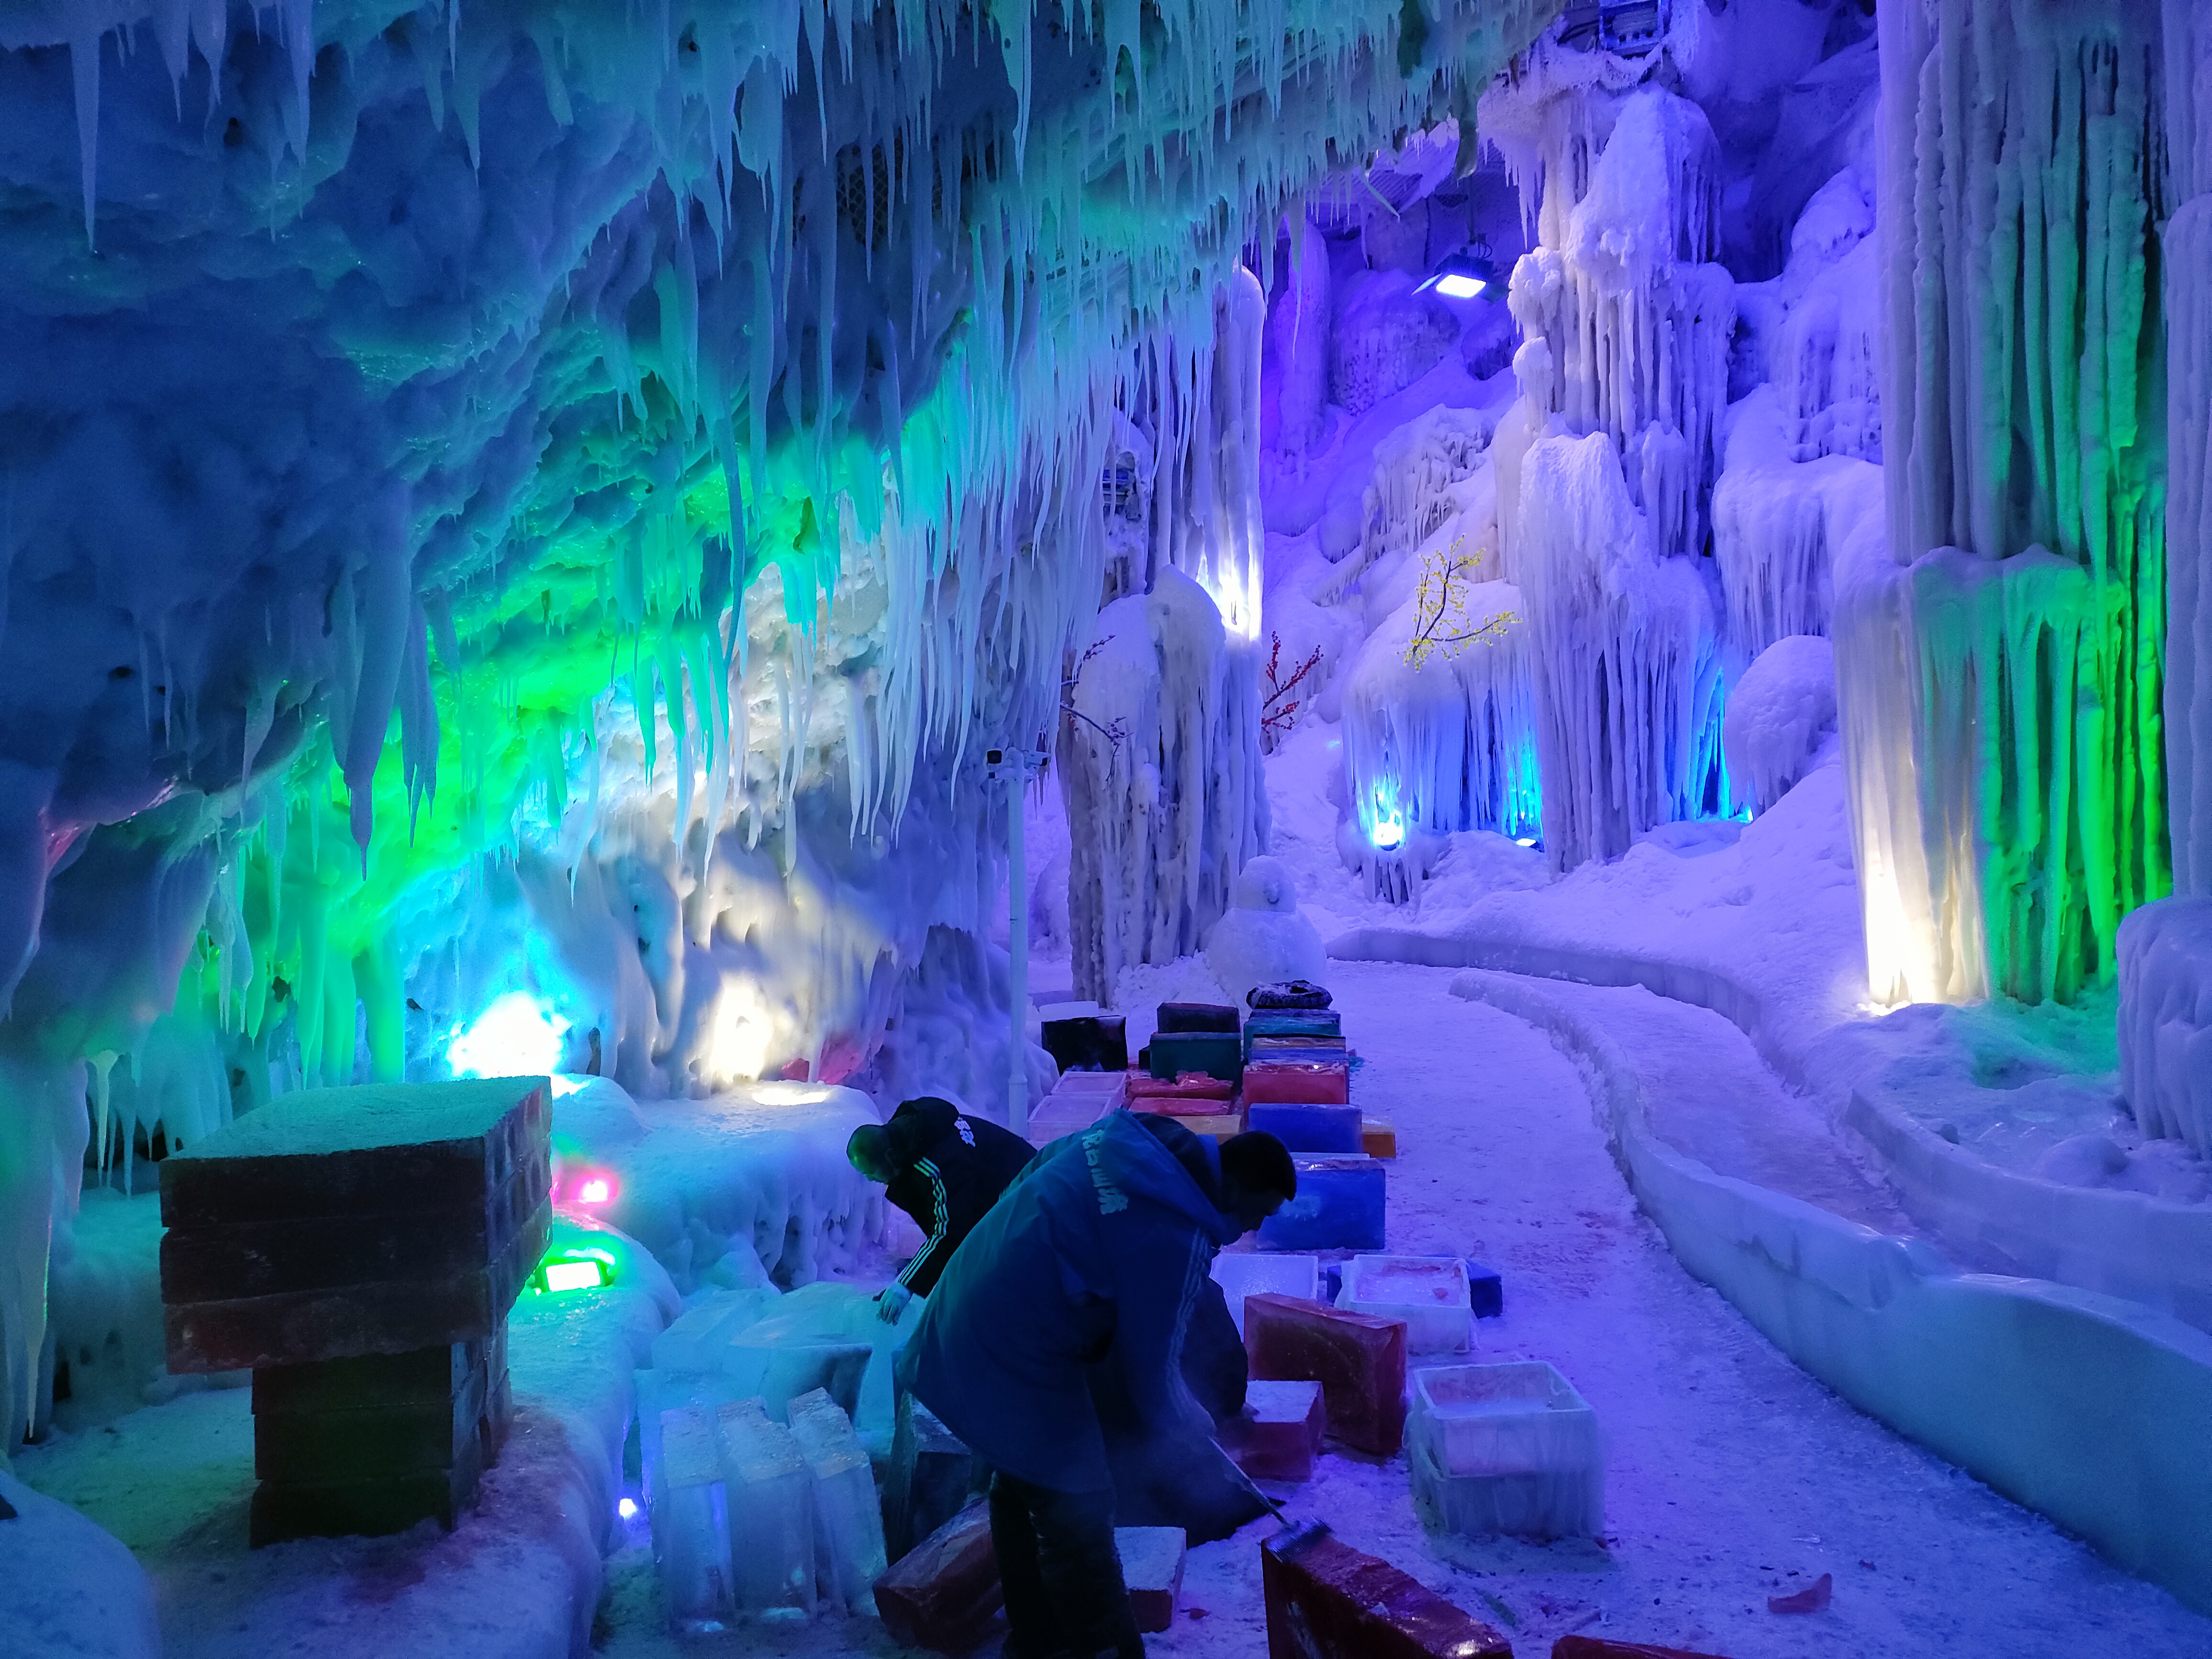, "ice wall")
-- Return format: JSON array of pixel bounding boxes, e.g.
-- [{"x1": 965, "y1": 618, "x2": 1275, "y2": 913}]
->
[
  {"x1": 2168, "y1": 0, "x2": 2212, "y2": 899},
  {"x1": 0, "y1": 0, "x2": 1559, "y2": 1440},
  {"x1": 1840, "y1": 0, "x2": 2170, "y2": 1007}
]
